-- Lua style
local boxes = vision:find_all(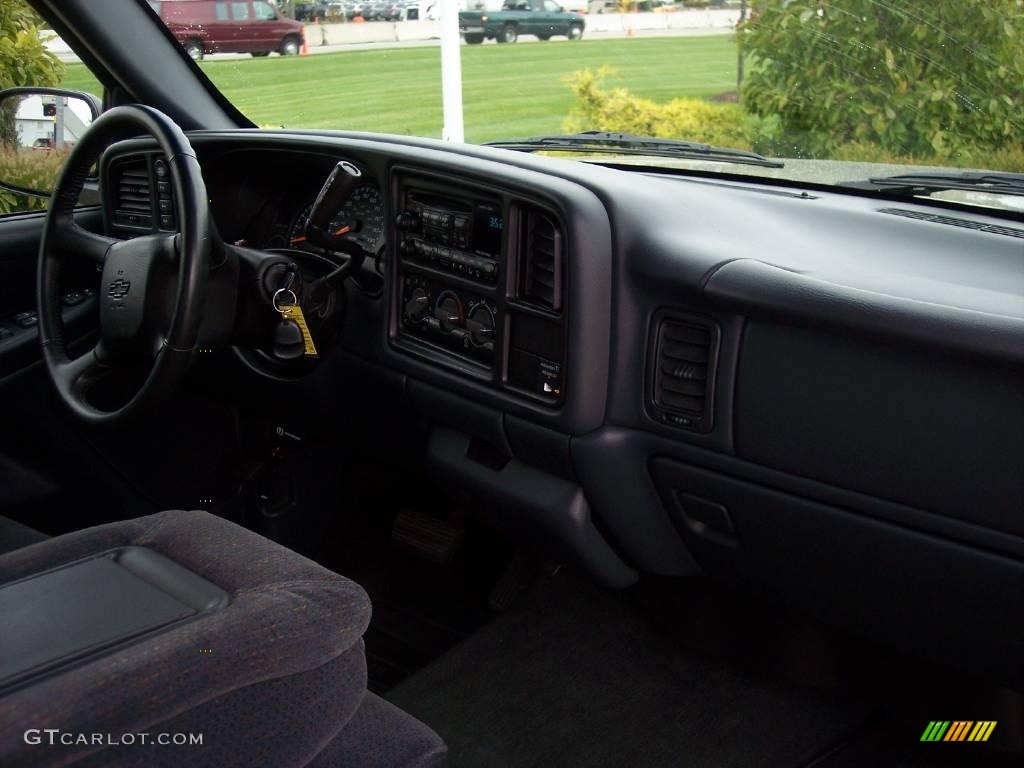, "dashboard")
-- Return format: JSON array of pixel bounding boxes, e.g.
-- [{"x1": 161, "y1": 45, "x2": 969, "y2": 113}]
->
[{"x1": 98, "y1": 130, "x2": 1024, "y2": 688}]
